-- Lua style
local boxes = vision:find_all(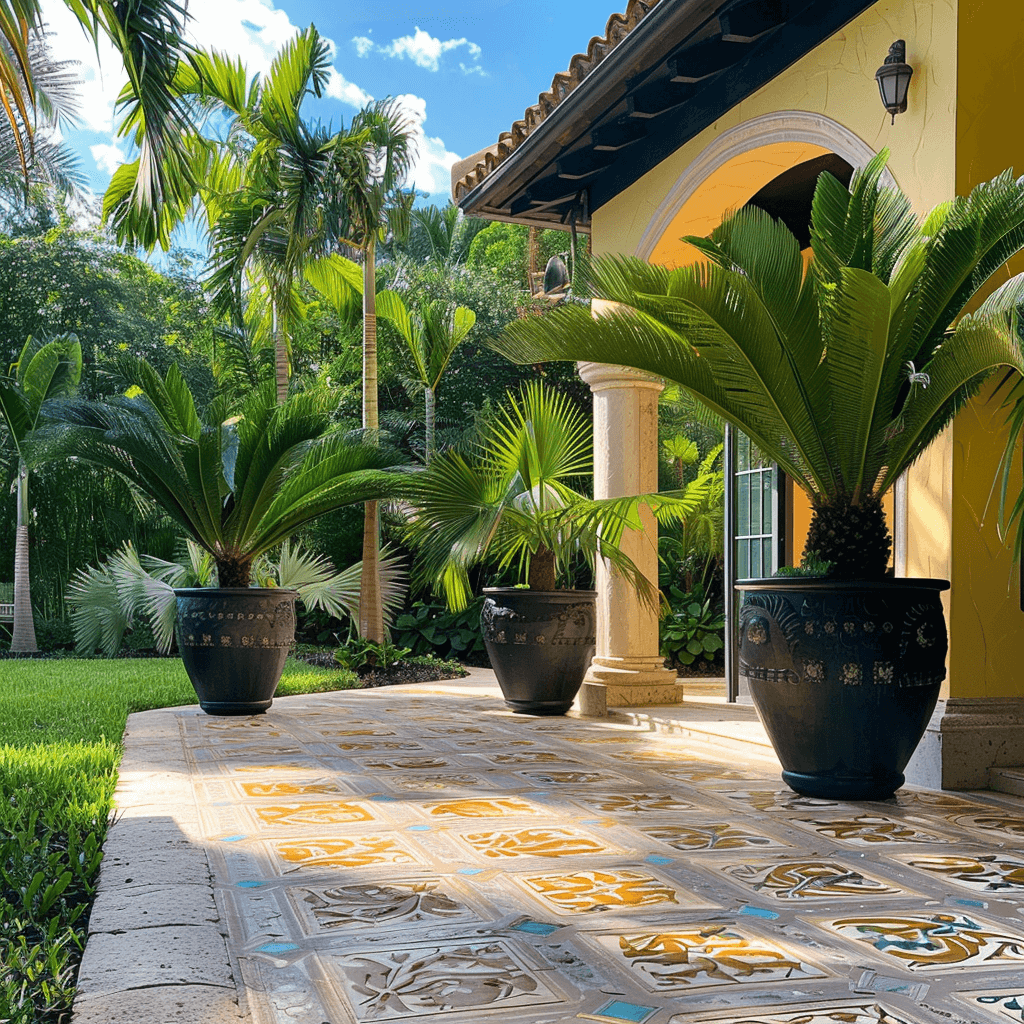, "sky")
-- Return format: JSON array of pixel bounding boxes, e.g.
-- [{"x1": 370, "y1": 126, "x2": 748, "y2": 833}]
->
[{"x1": 39, "y1": 0, "x2": 618, "y2": 236}]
